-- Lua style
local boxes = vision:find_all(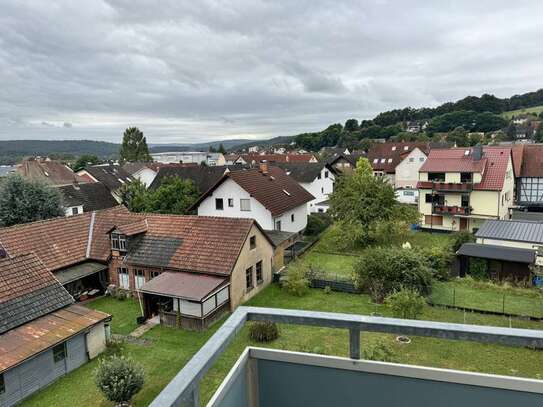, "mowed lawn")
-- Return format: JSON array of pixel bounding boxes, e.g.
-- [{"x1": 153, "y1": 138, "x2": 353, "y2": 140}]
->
[
  {"x1": 431, "y1": 280, "x2": 543, "y2": 318},
  {"x1": 502, "y1": 105, "x2": 543, "y2": 119},
  {"x1": 300, "y1": 251, "x2": 358, "y2": 279},
  {"x1": 86, "y1": 296, "x2": 142, "y2": 335},
  {"x1": 23, "y1": 285, "x2": 543, "y2": 407}
]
